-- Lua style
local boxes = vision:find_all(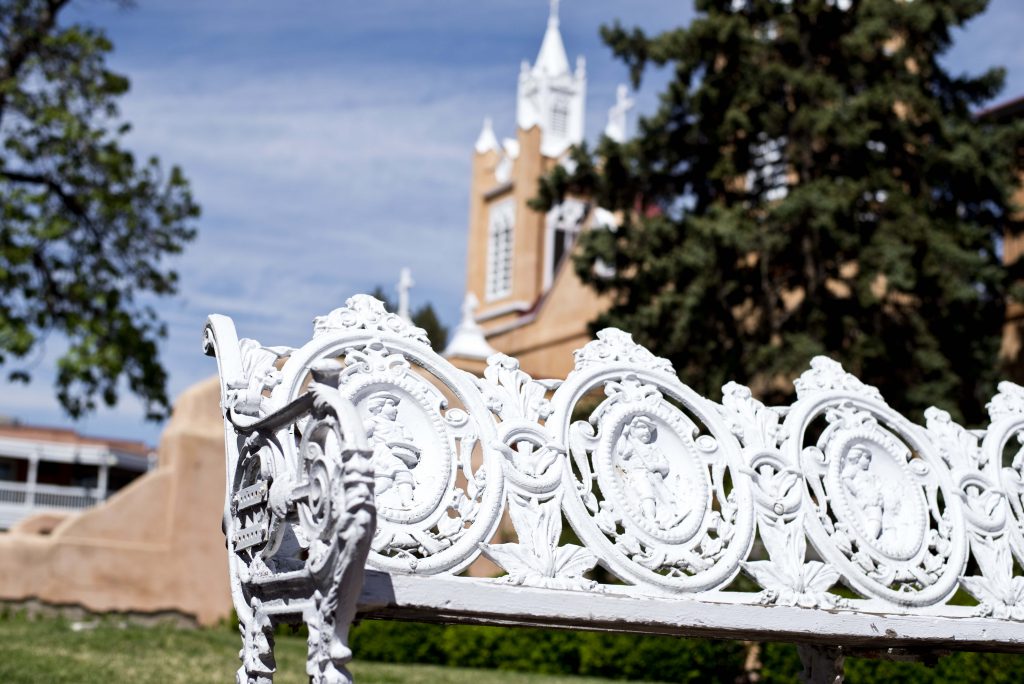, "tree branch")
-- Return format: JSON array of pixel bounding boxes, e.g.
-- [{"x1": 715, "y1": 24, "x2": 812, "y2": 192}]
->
[{"x1": 0, "y1": 167, "x2": 100, "y2": 237}]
